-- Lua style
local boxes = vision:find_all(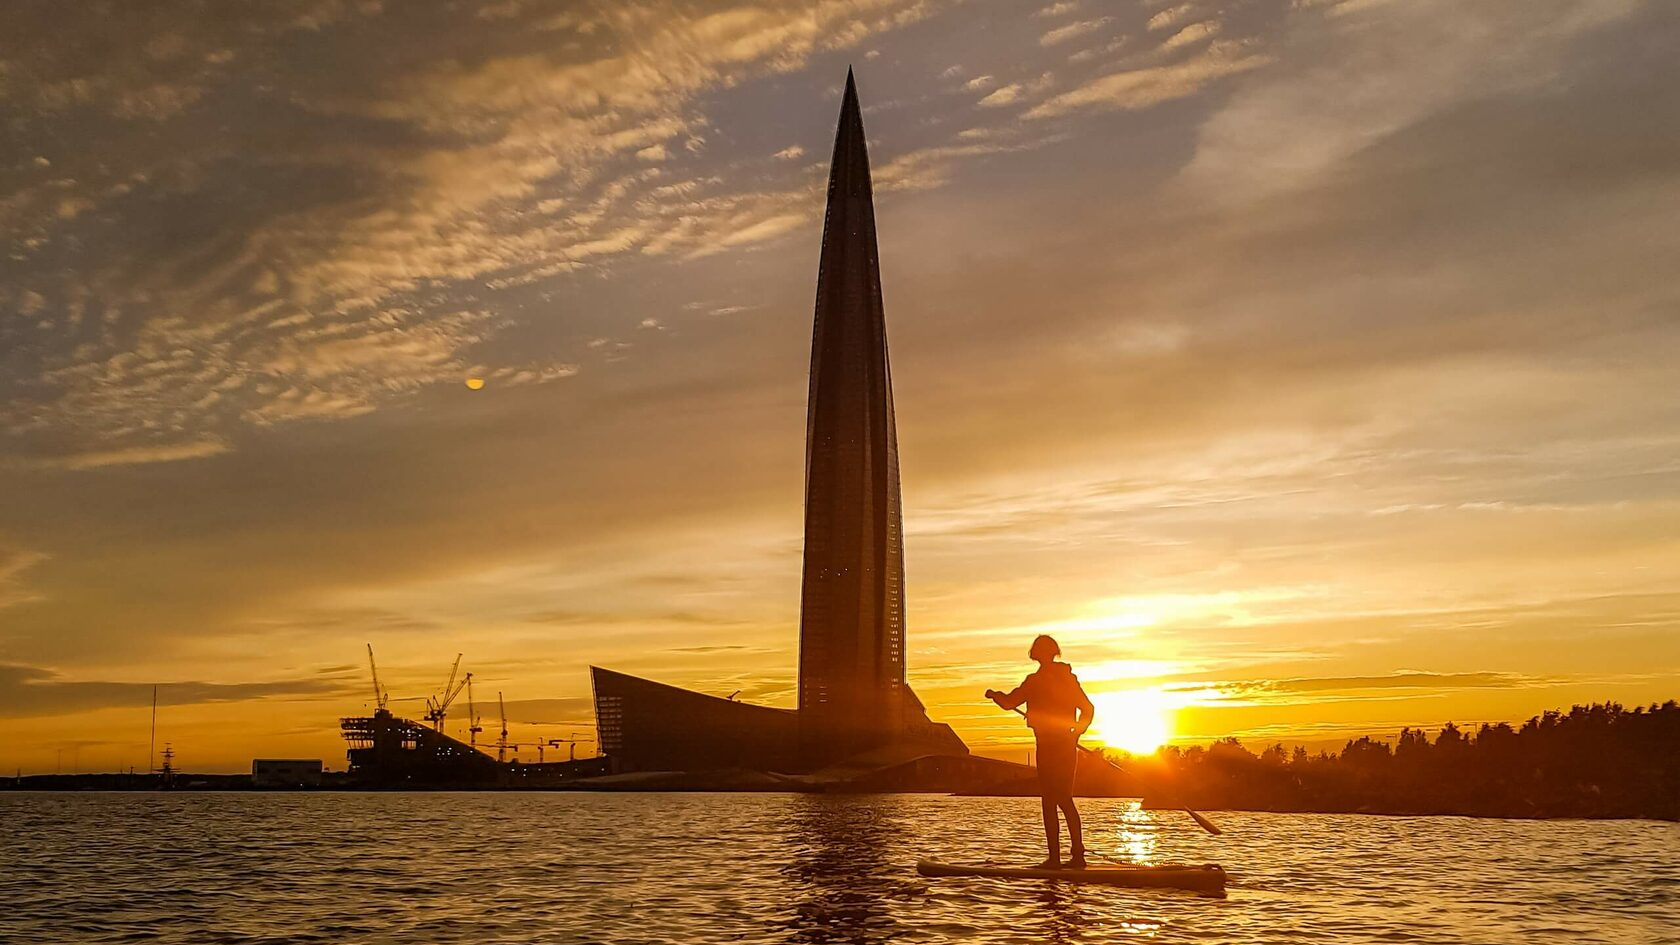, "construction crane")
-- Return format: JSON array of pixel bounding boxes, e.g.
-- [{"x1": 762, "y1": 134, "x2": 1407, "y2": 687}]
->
[
  {"x1": 543, "y1": 737, "x2": 580, "y2": 763},
  {"x1": 365, "y1": 644, "x2": 390, "y2": 711},
  {"x1": 497, "y1": 691, "x2": 509, "y2": 764},
  {"x1": 465, "y1": 676, "x2": 483, "y2": 749},
  {"x1": 423, "y1": 655, "x2": 468, "y2": 731}
]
